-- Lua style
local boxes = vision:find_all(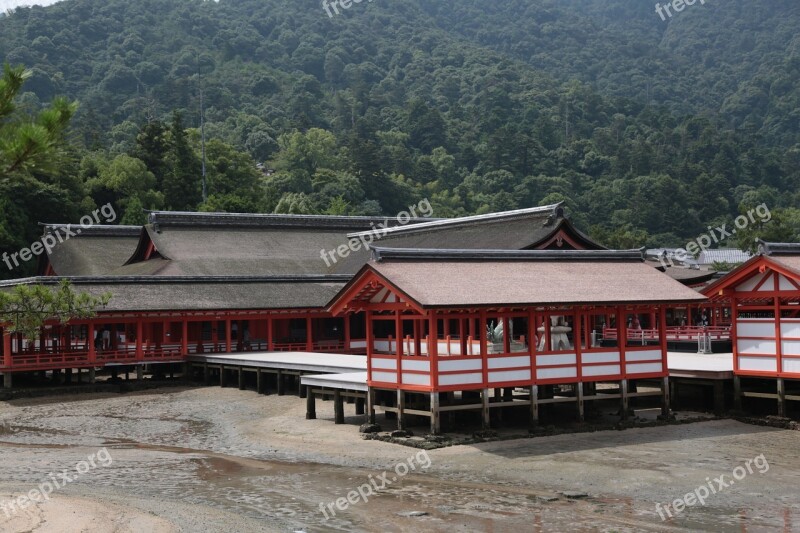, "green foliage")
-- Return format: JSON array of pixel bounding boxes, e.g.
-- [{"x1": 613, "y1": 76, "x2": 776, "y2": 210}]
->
[
  {"x1": 0, "y1": 280, "x2": 111, "y2": 340},
  {"x1": 0, "y1": 0, "x2": 798, "y2": 264}
]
